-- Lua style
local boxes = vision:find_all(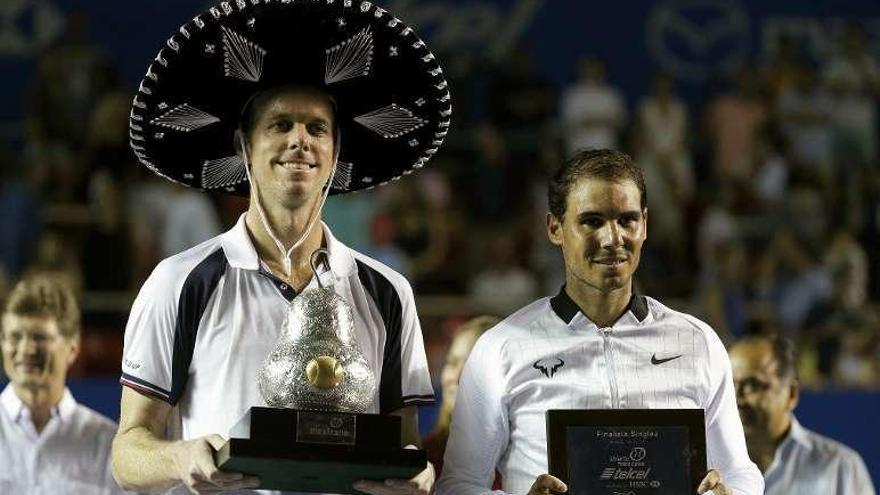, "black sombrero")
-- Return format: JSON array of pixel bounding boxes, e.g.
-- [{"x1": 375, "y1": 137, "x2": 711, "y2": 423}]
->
[{"x1": 129, "y1": 0, "x2": 452, "y2": 196}]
